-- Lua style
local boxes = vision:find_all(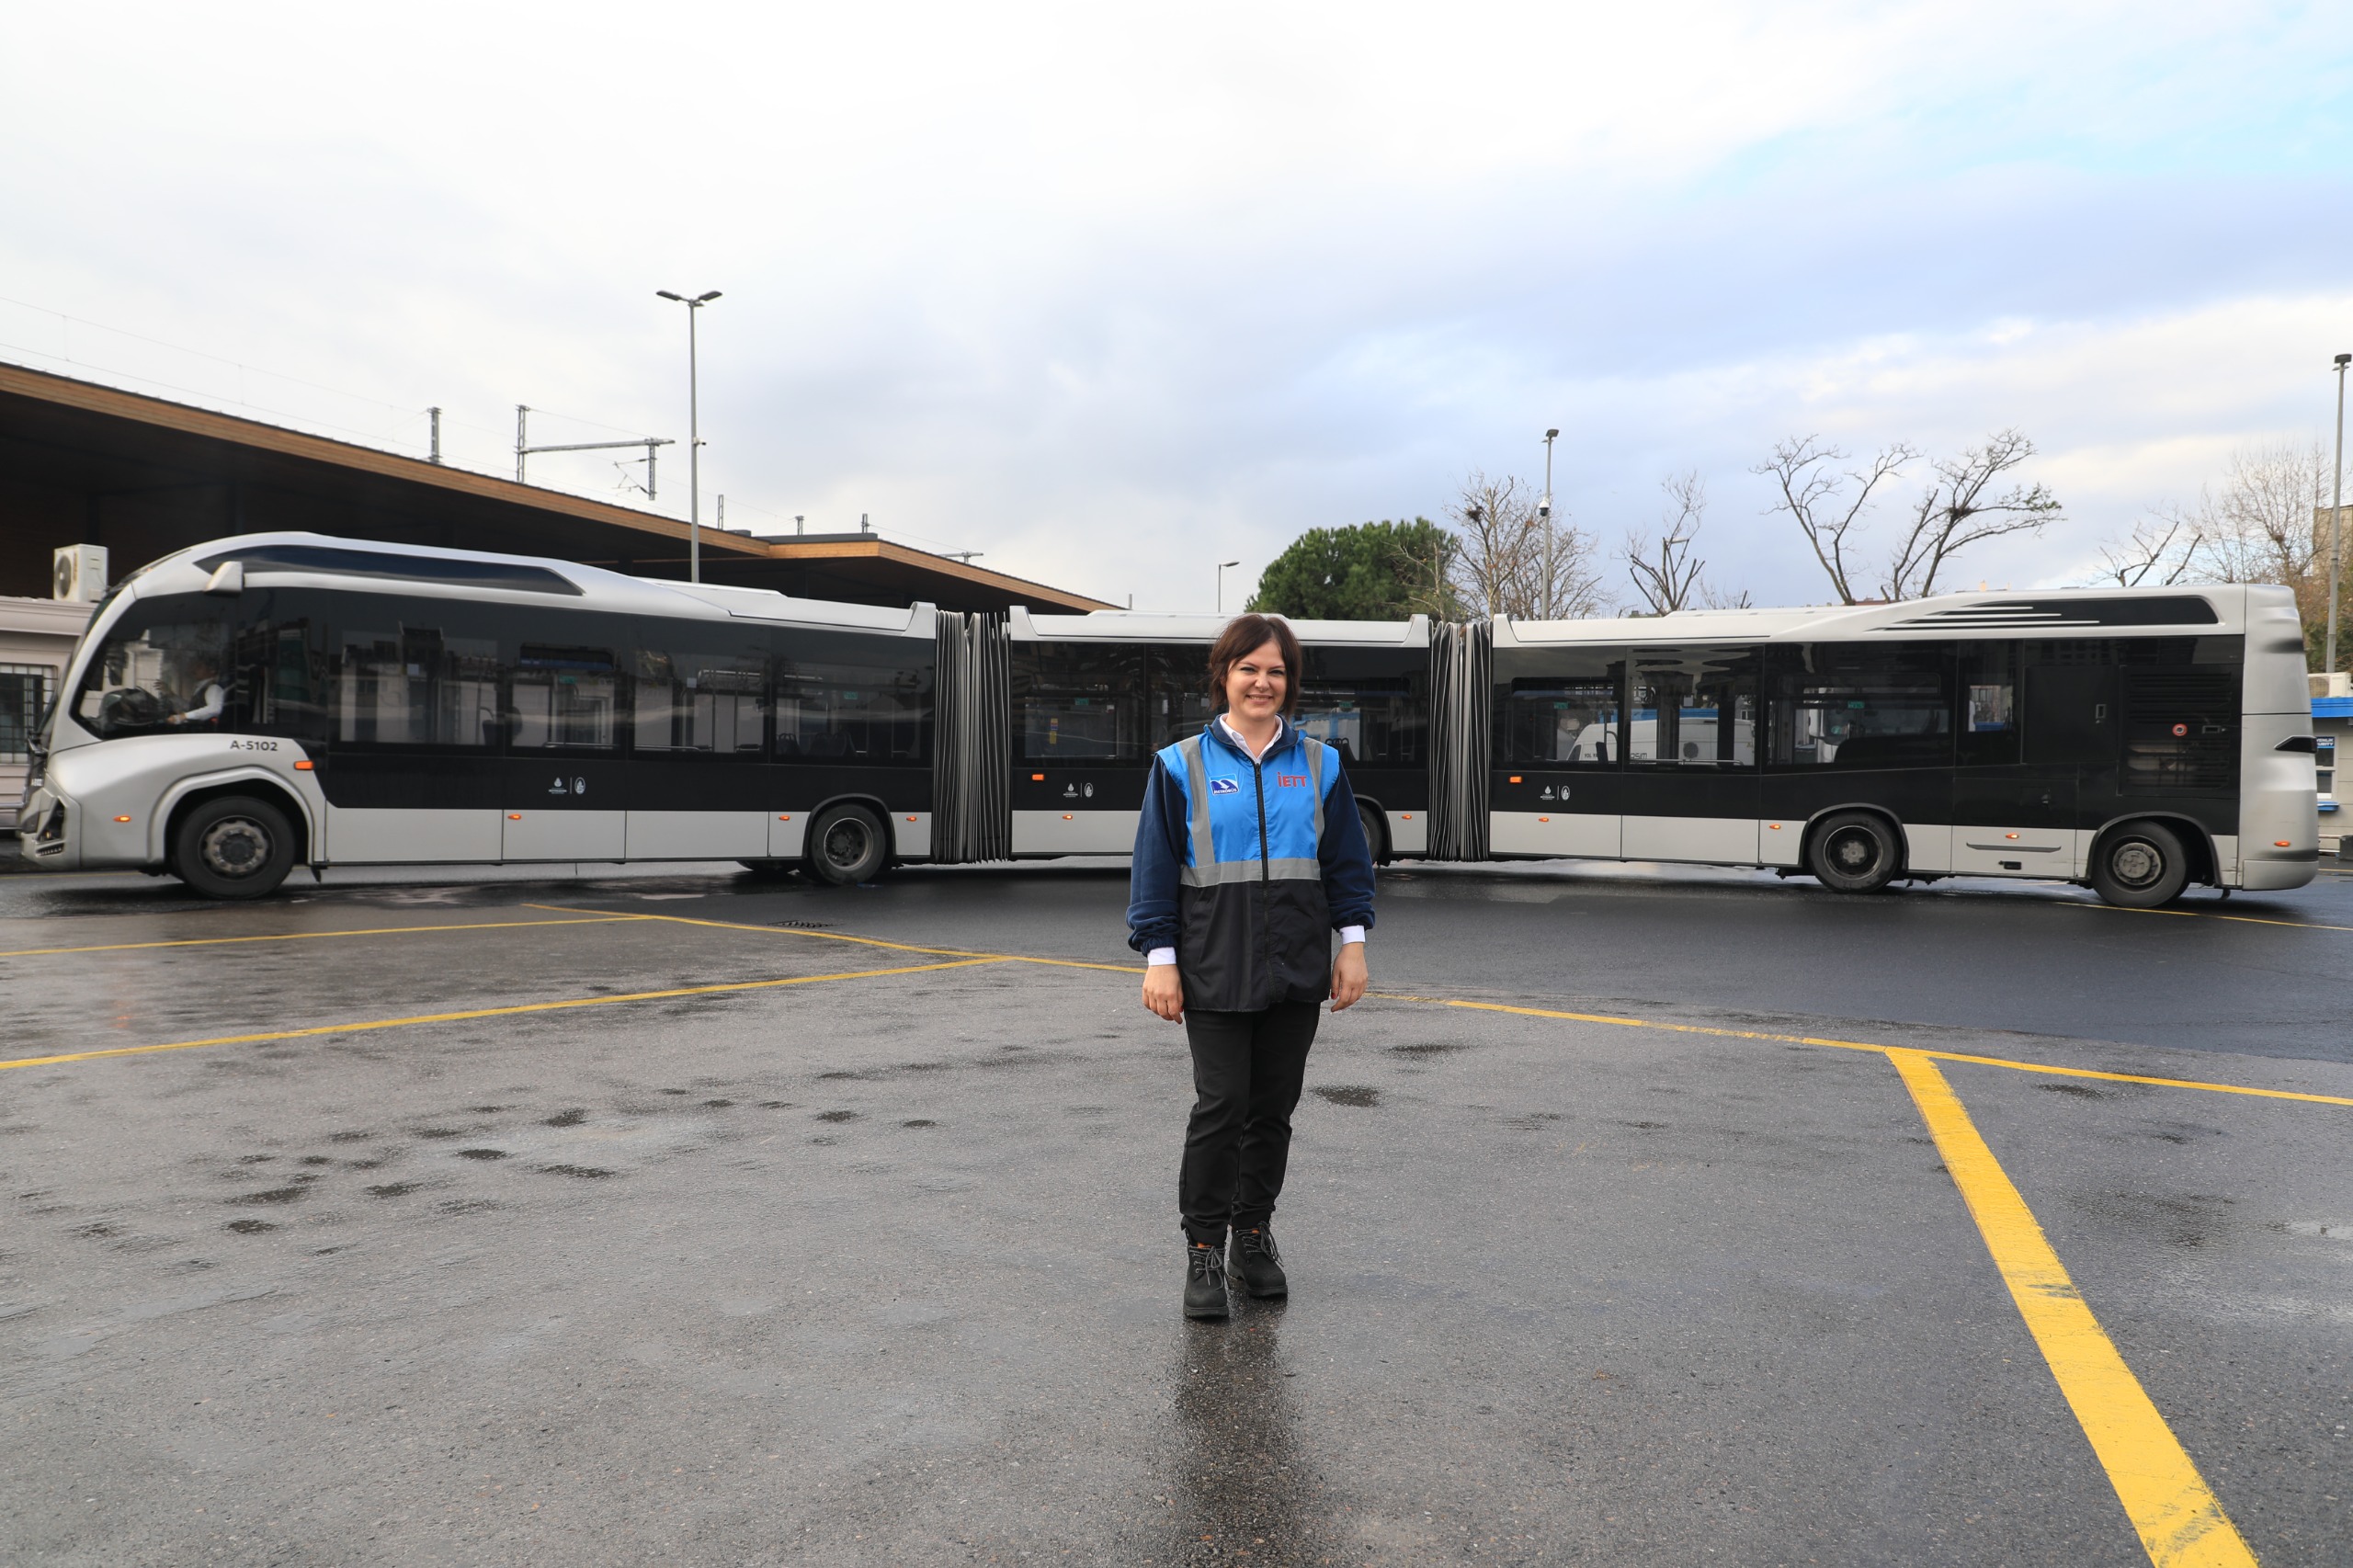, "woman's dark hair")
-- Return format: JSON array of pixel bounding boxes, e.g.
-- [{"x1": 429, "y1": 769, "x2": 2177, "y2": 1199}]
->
[{"x1": 1206, "y1": 613, "x2": 1303, "y2": 717}]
